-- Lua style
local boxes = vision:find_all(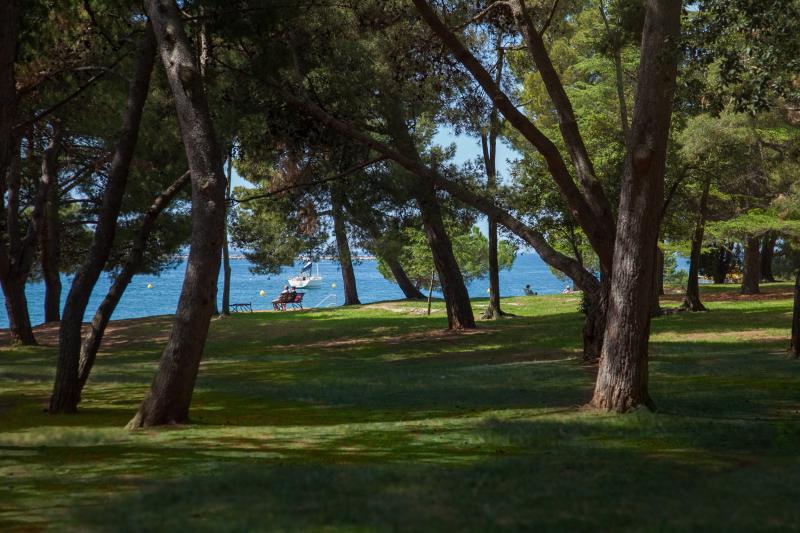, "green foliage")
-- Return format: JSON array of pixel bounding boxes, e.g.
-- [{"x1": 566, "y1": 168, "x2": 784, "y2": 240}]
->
[
  {"x1": 231, "y1": 190, "x2": 327, "y2": 276},
  {"x1": 691, "y1": 0, "x2": 800, "y2": 113},
  {"x1": 377, "y1": 225, "x2": 516, "y2": 290},
  {"x1": 706, "y1": 210, "x2": 800, "y2": 241}
]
